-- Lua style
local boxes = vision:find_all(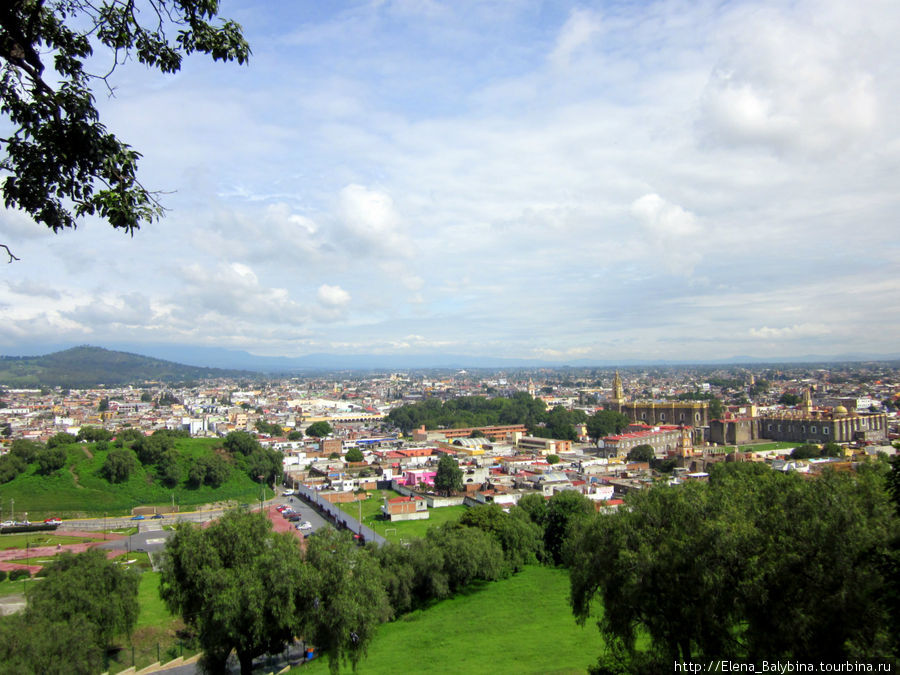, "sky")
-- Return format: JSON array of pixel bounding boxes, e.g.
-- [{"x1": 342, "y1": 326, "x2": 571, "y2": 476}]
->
[{"x1": 2, "y1": 0, "x2": 899, "y2": 364}]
